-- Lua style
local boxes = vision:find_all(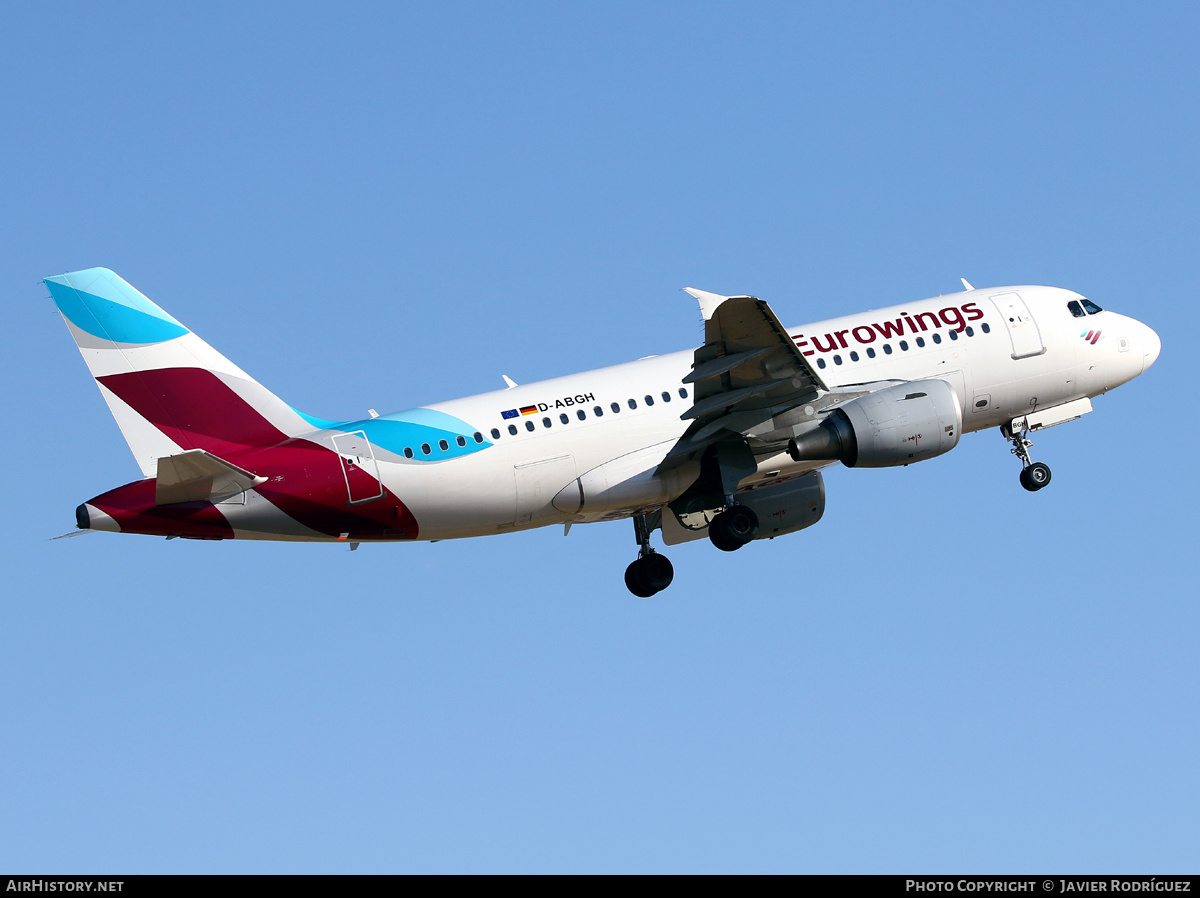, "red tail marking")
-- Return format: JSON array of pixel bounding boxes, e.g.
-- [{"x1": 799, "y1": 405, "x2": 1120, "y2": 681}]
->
[
  {"x1": 98, "y1": 368, "x2": 288, "y2": 455},
  {"x1": 89, "y1": 479, "x2": 235, "y2": 539}
]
